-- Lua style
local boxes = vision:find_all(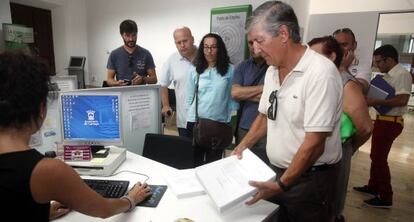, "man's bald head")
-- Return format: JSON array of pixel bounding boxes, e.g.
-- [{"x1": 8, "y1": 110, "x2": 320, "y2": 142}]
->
[{"x1": 173, "y1": 27, "x2": 195, "y2": 59}]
